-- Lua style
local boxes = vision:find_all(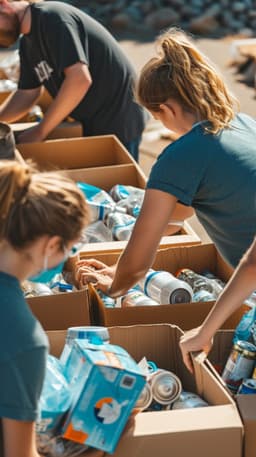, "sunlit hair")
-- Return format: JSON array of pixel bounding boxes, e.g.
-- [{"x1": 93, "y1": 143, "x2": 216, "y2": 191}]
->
[
  {"x1": 0, "y1": 160, "x2": 89, "y2": 249},
  {"x1": 135, "y1": 27, "x2": 239, "y2": 134}
]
